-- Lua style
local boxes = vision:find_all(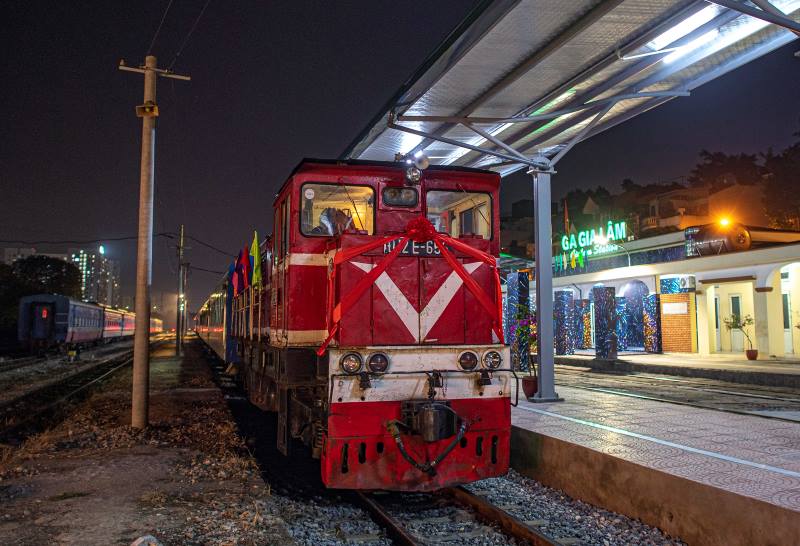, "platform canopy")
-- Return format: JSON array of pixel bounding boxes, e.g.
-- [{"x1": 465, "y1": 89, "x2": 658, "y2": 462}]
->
[{"x1": 343, "y1": 0, "x2": 800, "y2": 175}]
